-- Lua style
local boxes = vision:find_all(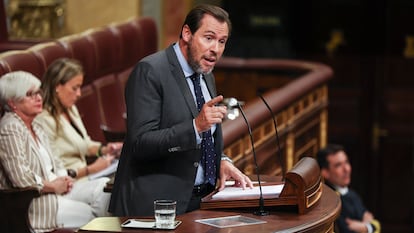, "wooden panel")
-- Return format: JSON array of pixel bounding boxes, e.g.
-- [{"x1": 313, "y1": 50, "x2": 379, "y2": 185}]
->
[
  {"x1": 215, "y1": 69, "x2": 303, "y2": 103},
  {"x1": 217, "y1": 57, "x2": 332, "y2": 178},
  {"x1": 375, "y1": 57, "x2": 414, "y2": 232}
]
